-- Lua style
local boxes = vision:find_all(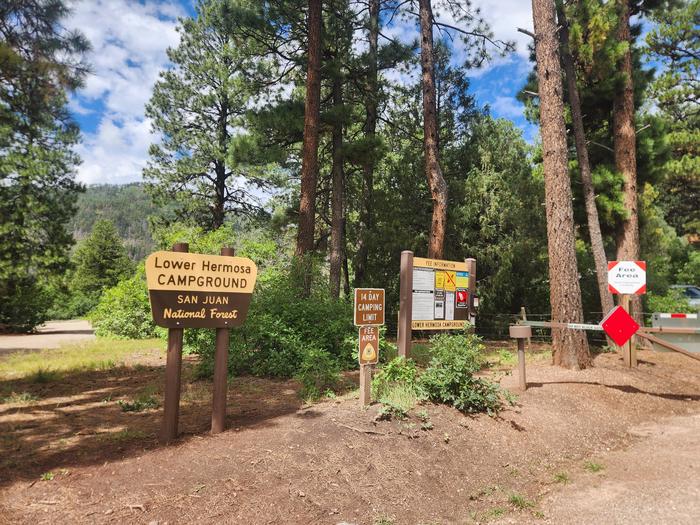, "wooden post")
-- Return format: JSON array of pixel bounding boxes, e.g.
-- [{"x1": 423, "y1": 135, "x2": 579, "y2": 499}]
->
[
  {"x1": 397, "y1": 250, "x2": 413, "y2": 358},
  {"x1": 160, "y1": 242, "x2": 188, "y2": 444},
  {"x1": 620, "y1": 294, "x2": 634, "y2": 367},
  {"x1": 466, "y1": 258, "x2": 477, "y2": 326},
  {"x1": 517, "y1": 337, "x2": 527, "y2": 390},
  {"x1": 359, "y1": 364, "x2": 371, "y2": 406},
  {"x1": 211, "y1": 246, "x2": 234, "y2": 434}
]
